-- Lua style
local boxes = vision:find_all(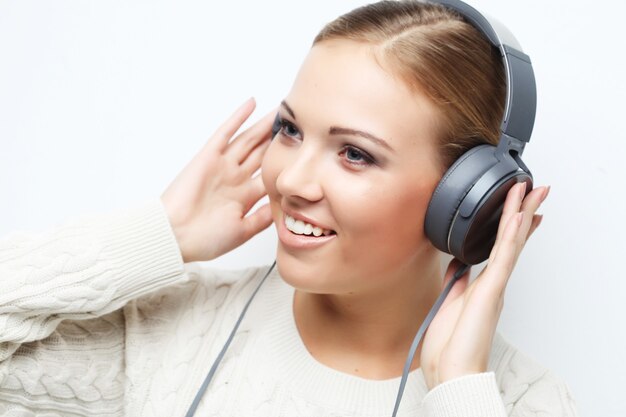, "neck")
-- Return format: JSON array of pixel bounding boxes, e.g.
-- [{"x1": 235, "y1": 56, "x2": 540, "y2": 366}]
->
[{"x1": 293, "y1": 252, "x2": 443, "y2": 380}]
